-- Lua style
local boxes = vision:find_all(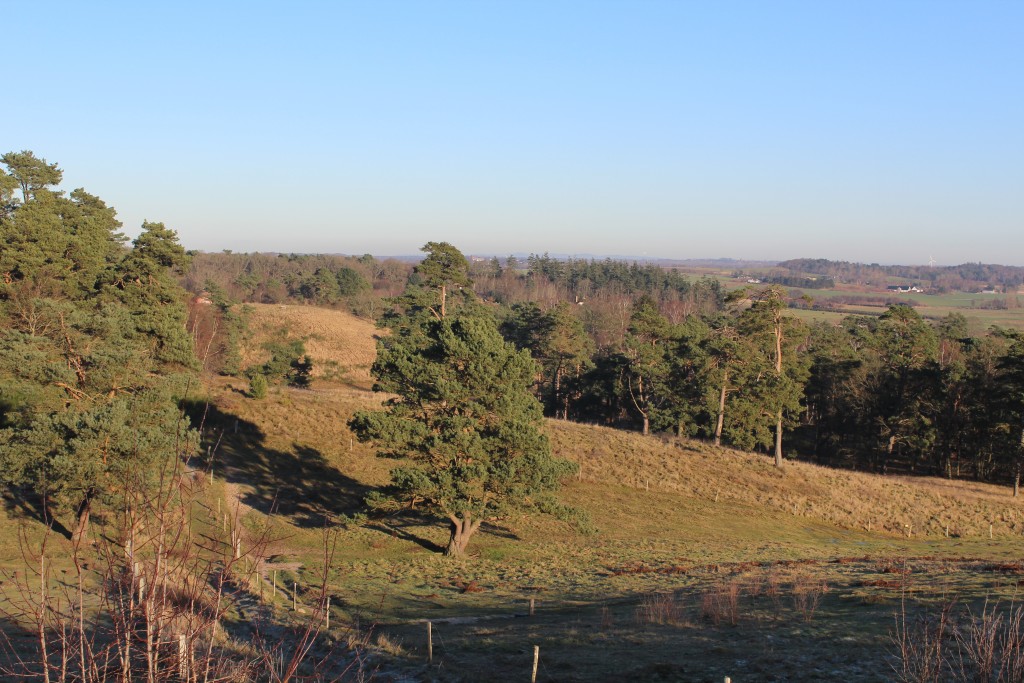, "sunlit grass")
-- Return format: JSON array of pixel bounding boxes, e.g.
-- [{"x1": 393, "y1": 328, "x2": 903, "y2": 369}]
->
[{"x1": 6, "y1": 302, "x2": 1024, "y2": 681}]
